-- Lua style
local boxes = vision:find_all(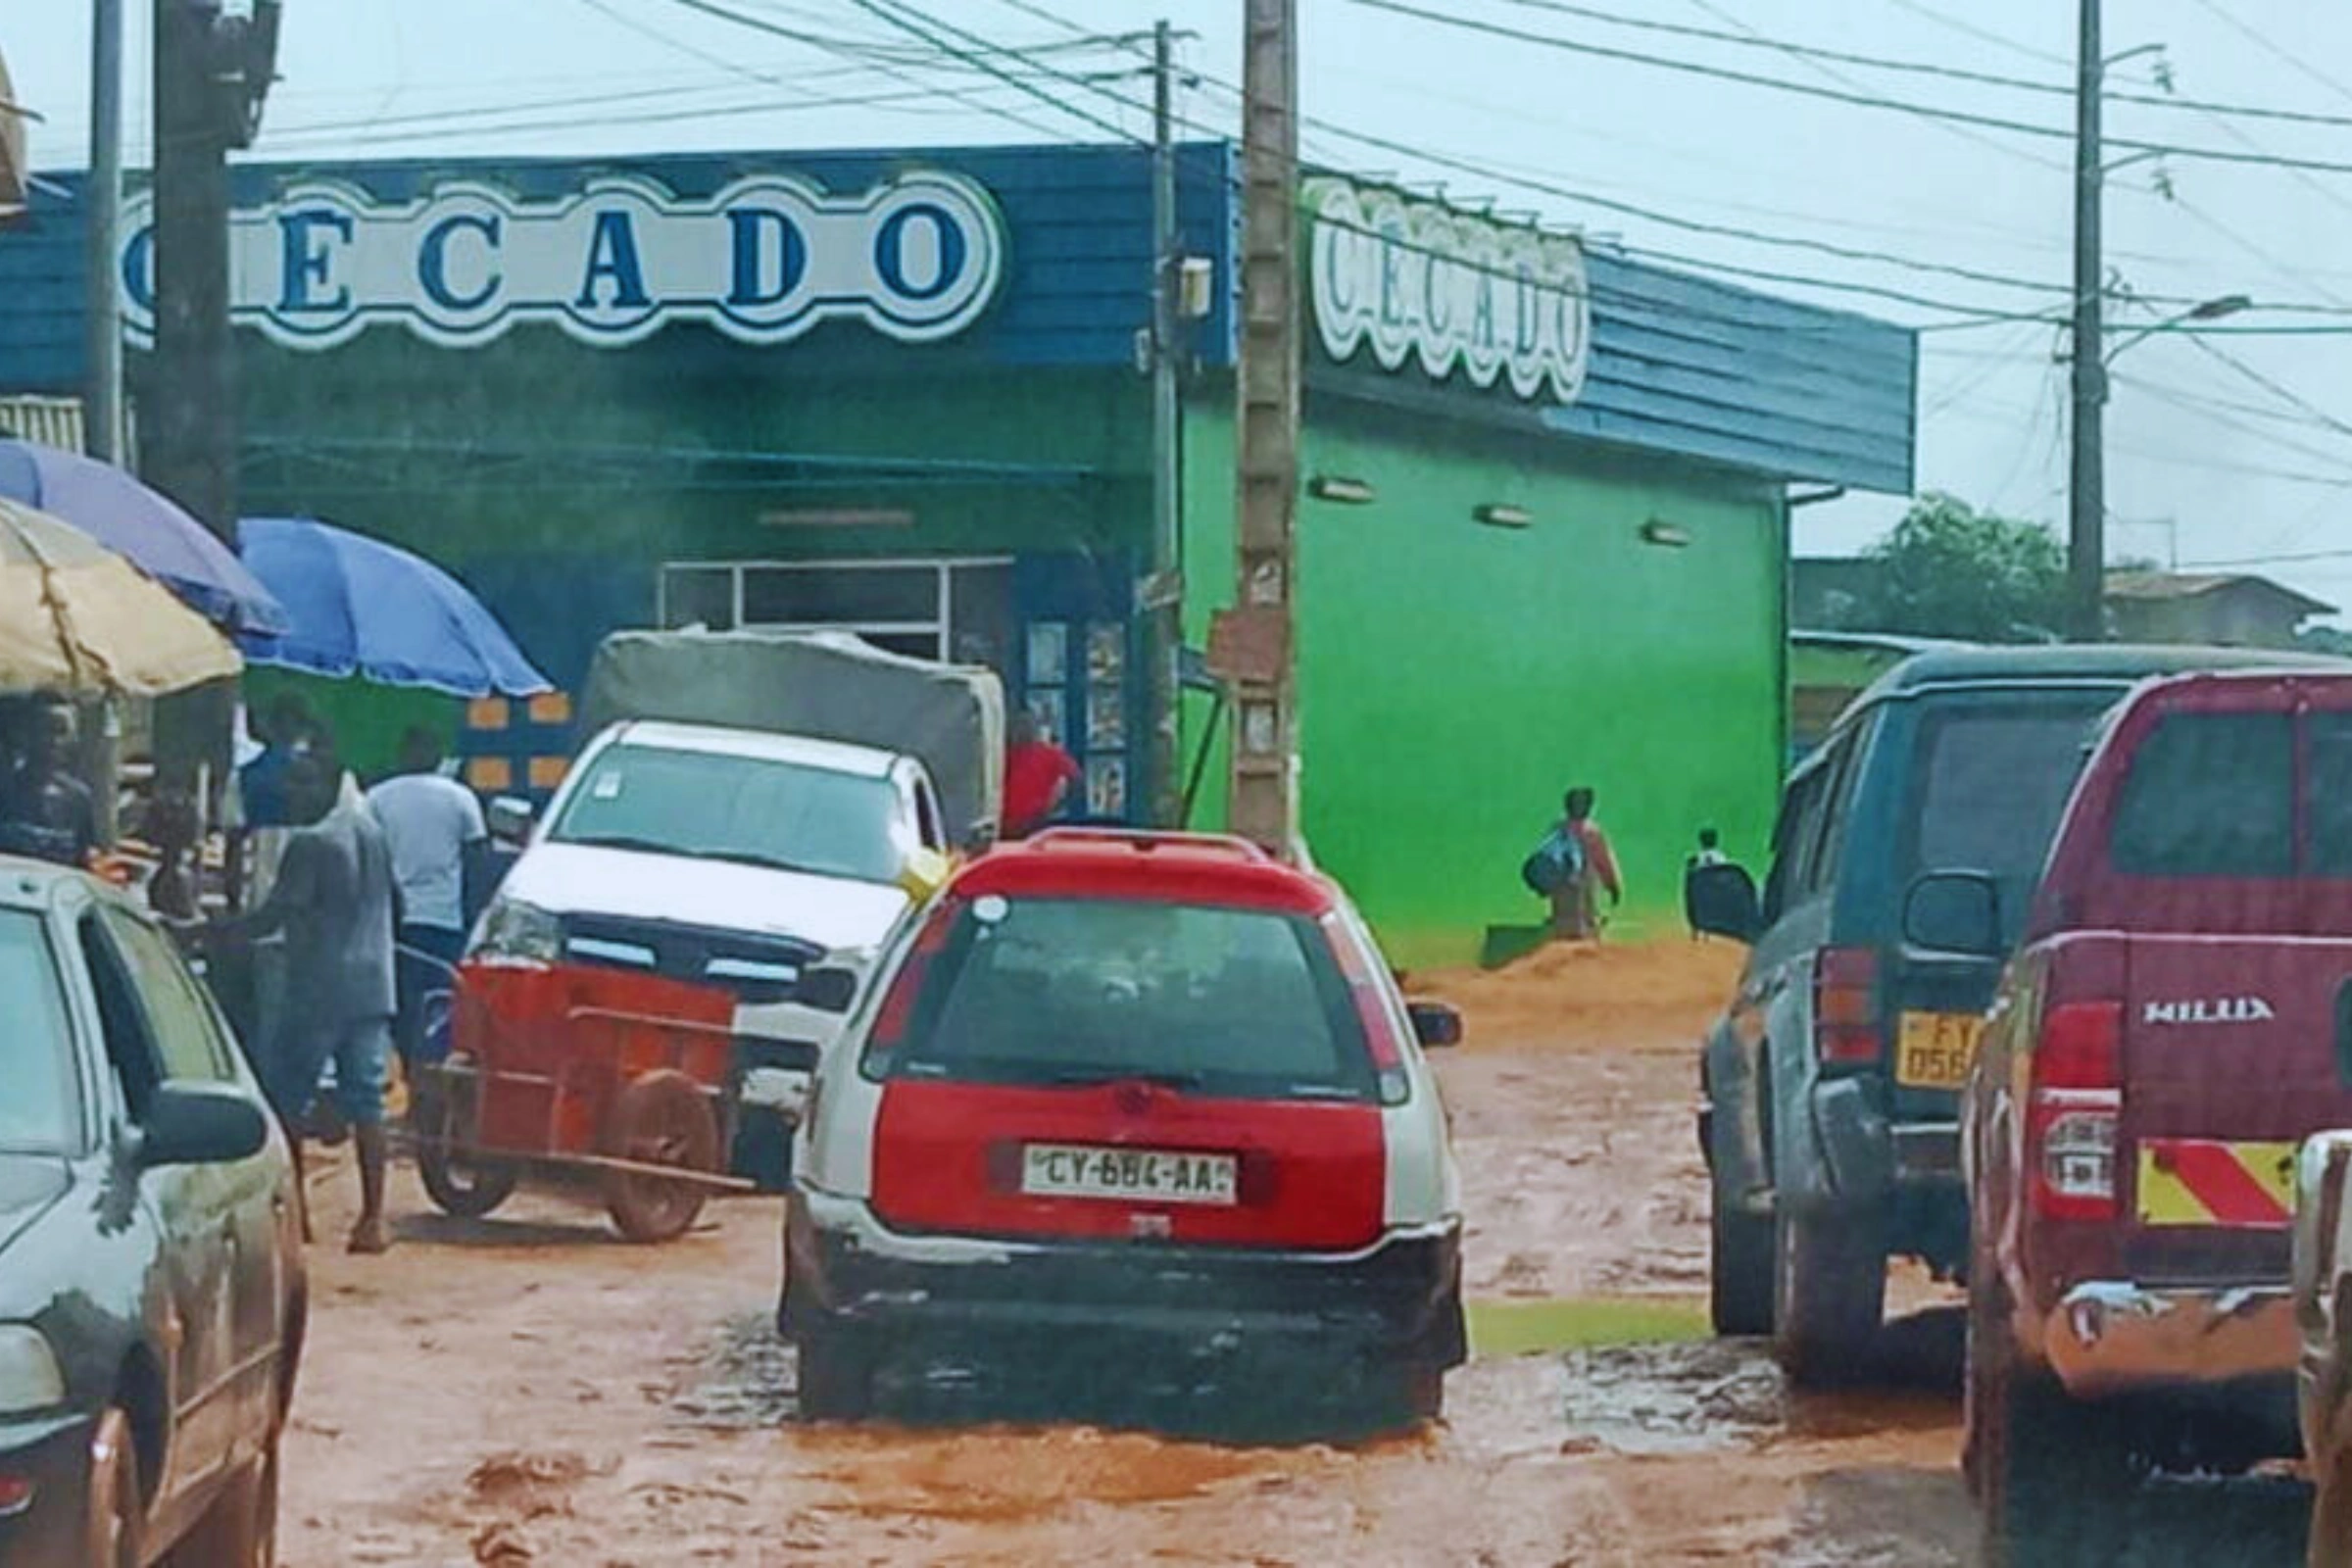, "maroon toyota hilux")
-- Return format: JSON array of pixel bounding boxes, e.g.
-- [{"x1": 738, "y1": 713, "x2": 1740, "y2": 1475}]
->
[{"x1": 1952, "y1": 669, "x2": 2352, "y2": 1560}]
